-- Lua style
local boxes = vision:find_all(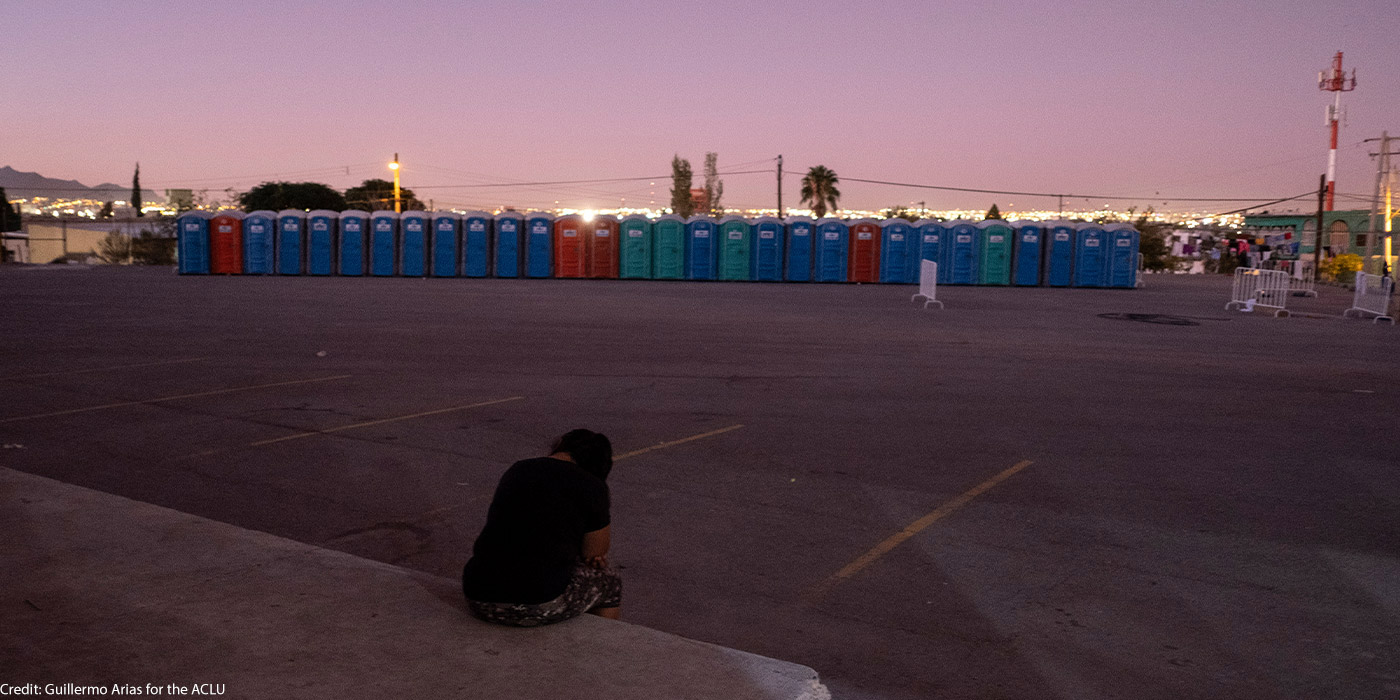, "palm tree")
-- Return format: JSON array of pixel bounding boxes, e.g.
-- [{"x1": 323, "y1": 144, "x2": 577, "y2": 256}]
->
[{"x1": 800, "y1": 166, "x2": 841, "y2": 218}]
